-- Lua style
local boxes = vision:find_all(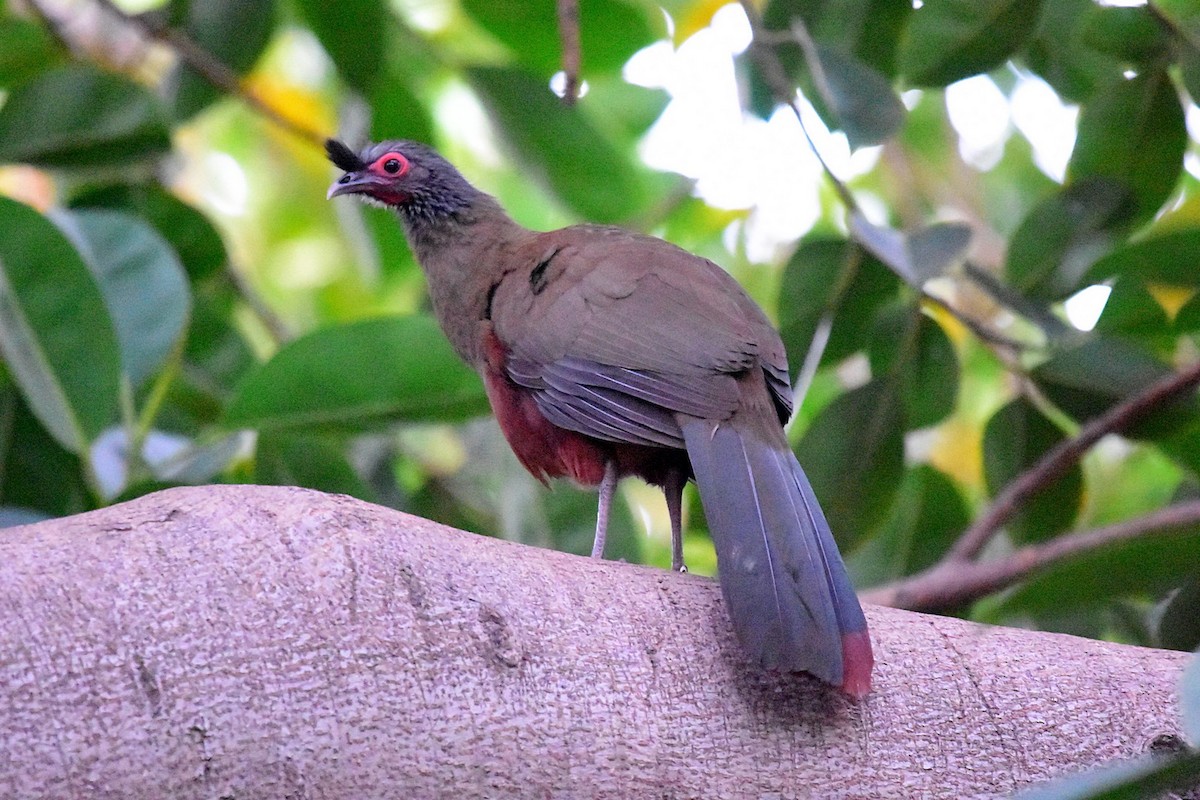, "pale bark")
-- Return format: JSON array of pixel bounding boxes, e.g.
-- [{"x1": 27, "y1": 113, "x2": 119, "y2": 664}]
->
[{"x1": 0, "y1": 485, "x2": 1189, "y2": 799}]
